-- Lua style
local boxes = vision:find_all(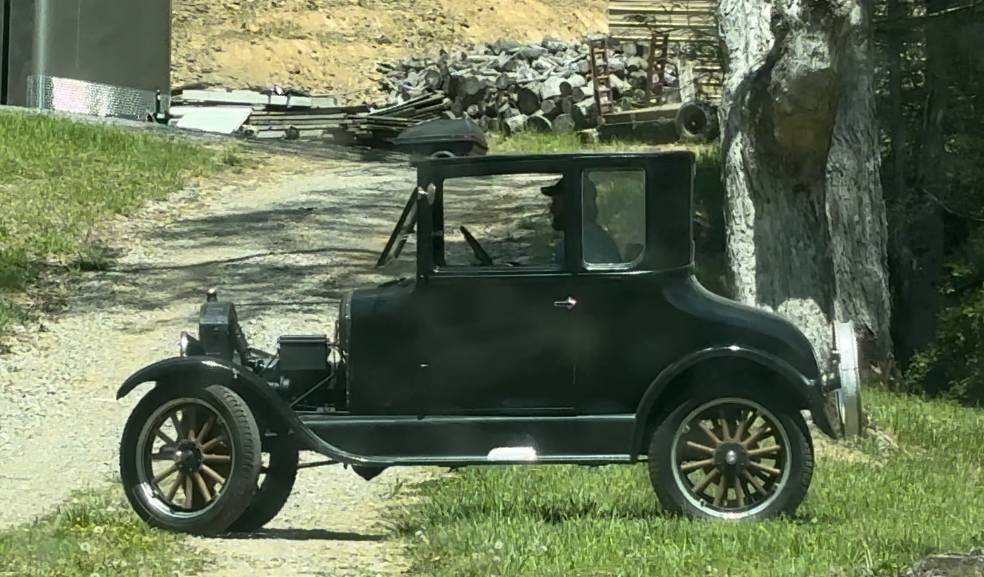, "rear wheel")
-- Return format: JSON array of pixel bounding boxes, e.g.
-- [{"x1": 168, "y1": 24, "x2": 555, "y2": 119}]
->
[
  {"x1": 648, "y1": 388, "x2": 813, "y2": 520},
  {"x1": 120, "y1": 384, "x2": 261, "y2": 535}
]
